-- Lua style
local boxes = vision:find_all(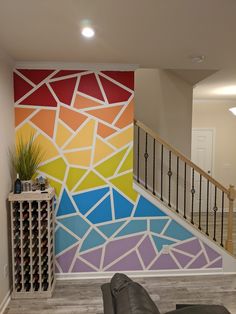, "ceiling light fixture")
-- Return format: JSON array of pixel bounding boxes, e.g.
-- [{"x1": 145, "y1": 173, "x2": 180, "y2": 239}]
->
[
  {"x1": 81, "y1": 26, "x2": 95, "y2": 38},
  {"x1": 229, "y1": 107, "x2": 236, "y2": 116},
  {"x1": 190, "y1": 55, "x2": 205, "y2": 63}
]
